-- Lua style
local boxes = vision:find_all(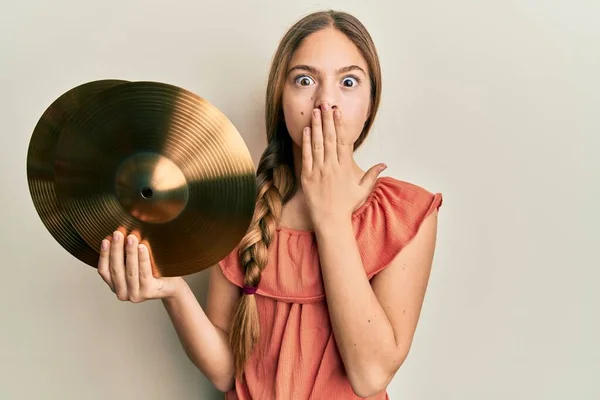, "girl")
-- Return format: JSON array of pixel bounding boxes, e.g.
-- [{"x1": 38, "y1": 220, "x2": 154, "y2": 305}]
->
[{"x1": 97, "y1": 9, "x2": 443, "y2": 400}]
